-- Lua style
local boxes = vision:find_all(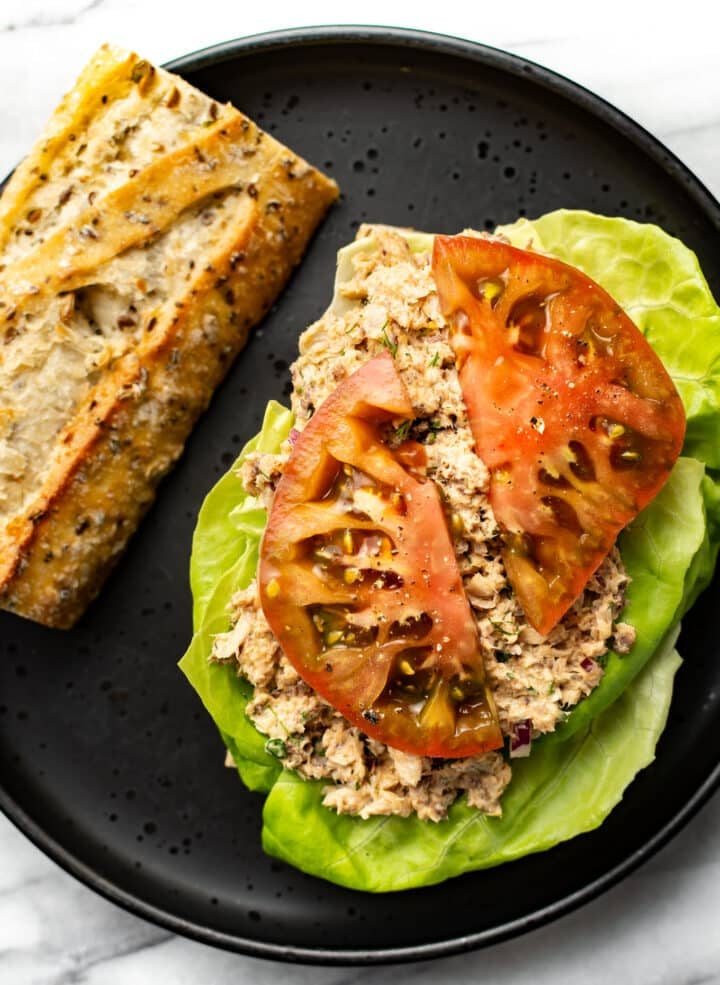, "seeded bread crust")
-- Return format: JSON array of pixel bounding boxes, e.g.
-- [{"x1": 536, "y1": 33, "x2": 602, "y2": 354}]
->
[{"x1": 0, "y1": 44, "x2": 338, "y2": 628}]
